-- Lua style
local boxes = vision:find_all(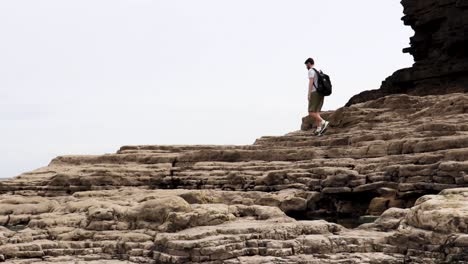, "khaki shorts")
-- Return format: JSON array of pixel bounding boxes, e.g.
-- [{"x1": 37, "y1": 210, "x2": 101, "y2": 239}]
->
[{"x1": 308, "y1": 91, "x2": 324, "y2": 112}]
